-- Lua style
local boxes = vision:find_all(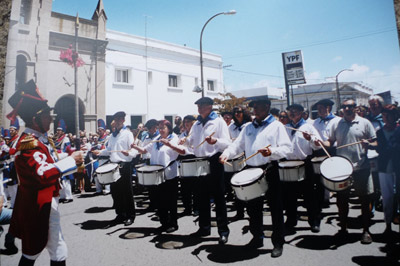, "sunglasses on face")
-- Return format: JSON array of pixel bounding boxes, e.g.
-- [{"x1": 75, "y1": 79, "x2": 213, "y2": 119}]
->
[
  {"x1": 279, "y1": 115, "x2": 288, "y2": 119},
  {"x1": 342, "y1": 104, "x2": 356, "y2": 109}
]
